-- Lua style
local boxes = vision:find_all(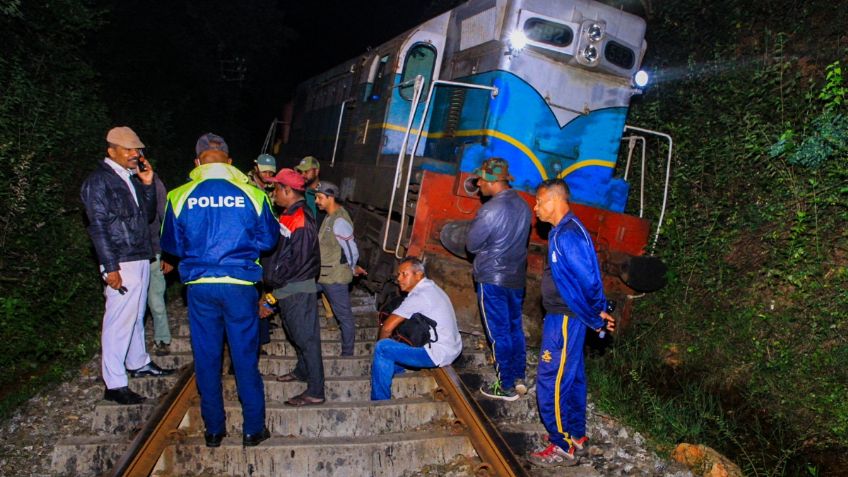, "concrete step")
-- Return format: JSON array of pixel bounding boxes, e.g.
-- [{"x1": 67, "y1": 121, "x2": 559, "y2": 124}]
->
[
  {"x1": 128, "y1": 374, "x2": 181, "y2": 399},
  {"x1": 51, "y1": 436, "x2": 128, "y2": 477},
  {"x1": 496, "y1": 422, "x2": 548, "y2": 456},
  {"x1": 181, "y1": 398, "x2": 453, "y2": 437},
  {"x1": 167, "y1": 324, "x2": 379, "y2": 344},
  {"x1": 171, "y1": 314, "x2": 378, "y2": 336},
  {"x1": 91, "y1": 401, "x2": 155, "y2": 435},
  {"x1": 223, "y1": 372, "x2": 437, "y2": 403},
  {"x1": 155, "y1": 431, "x2": 475, "y2": 477},
  {"x1": 259, "y1": 347, "x2": 490, "y2": 379},
  {"x1": 259, "y1": 354, "x2": 373, "y2": 378},
  {"x1": 168, "y1": 337, "x2": 377, "y2": 356},
  {"x1": 148, "y1": 351, "x2": 194, "y2": 370},
  {"x1": 91, "y1": 372, "x2": 436, "y2": 436}
]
